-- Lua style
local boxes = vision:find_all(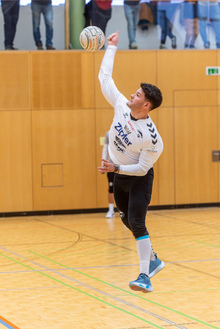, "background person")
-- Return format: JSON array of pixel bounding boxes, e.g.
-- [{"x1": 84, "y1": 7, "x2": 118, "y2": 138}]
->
[
  {"x1": 31, "y1": 0, "x2": 55, "y2": 50},
  {"x1": 198, "y1": 0, "x2": 220, "y2": 49},
  {"x1": 84, "y1": 0, "x2": 93, "y2": 27},
  {"x1": 124, "y1": 0, "x2": 140, "y2": 49},
  {"x1": 157, "y1": 0, "x2": 180, "y2": 49},
  {"x1": 92, "y1": 0, "x2": 112, "y2": 48},
  {"x1": 102, "y1": 131, "x2": 115, "y2": 219},
  {"x1": 1, "y1": 0, "x2": 20, "y2": 50}
]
